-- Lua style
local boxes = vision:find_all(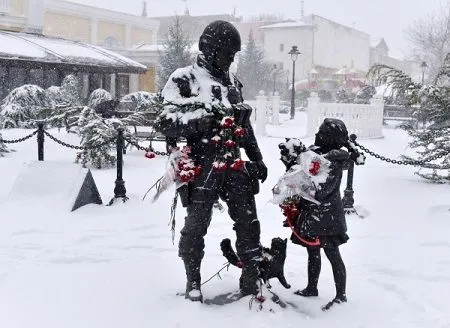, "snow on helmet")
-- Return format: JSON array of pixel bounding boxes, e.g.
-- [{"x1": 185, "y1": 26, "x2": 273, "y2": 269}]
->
[
  {"x1": 199, "y1": 20, "x2": 241, "y2": 57},
  {"x1": 316, "y1": 118, "x2": 349, "y2": 149}
]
